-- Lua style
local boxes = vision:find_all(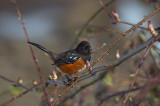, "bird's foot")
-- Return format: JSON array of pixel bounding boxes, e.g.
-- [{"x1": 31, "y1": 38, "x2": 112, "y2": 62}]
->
[{"x1": 63, "y1": 75, "x2": 78, "y2": 86}]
